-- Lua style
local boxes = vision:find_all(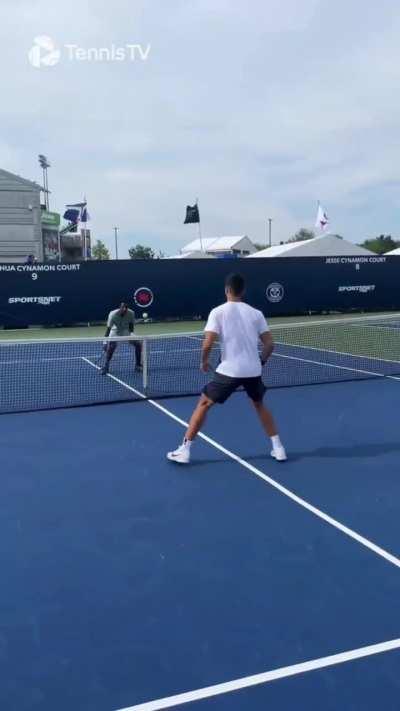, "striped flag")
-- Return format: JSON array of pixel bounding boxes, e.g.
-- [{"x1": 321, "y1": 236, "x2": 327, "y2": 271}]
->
[{"x1": 315, "y1": 203, "x2": 329, "y2": 232}]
